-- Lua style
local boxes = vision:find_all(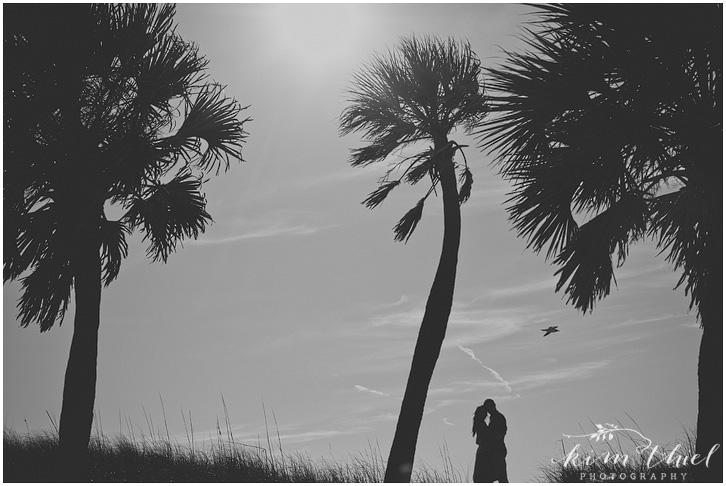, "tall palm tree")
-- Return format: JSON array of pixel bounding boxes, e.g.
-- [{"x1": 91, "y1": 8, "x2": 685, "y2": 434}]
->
[
  {"x1": 478, "y1": 5, "x2": 721, "y2": 481},
  {"x1": 4, "y1": 3, "x2": 249, "y2": 468},
  {"x1": 340, "y1": 35, "x2": 487, "y2": 482}
]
